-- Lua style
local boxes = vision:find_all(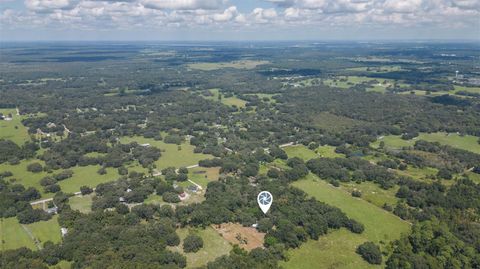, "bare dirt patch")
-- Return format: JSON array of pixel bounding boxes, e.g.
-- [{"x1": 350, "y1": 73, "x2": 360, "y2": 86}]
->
[{"x1": 212, "y1": 223, "x2": 265, "y2": 251}]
